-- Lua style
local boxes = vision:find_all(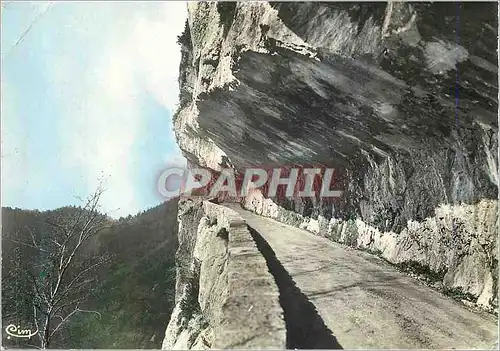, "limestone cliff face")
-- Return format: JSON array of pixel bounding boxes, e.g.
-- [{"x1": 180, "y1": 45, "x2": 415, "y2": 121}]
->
[
  {"x1": 162, "y1": 199, "x2": 284, "y2": 349},
  {"x1": 172, "y1": 3, "x2": 498, "y2": 309}
]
